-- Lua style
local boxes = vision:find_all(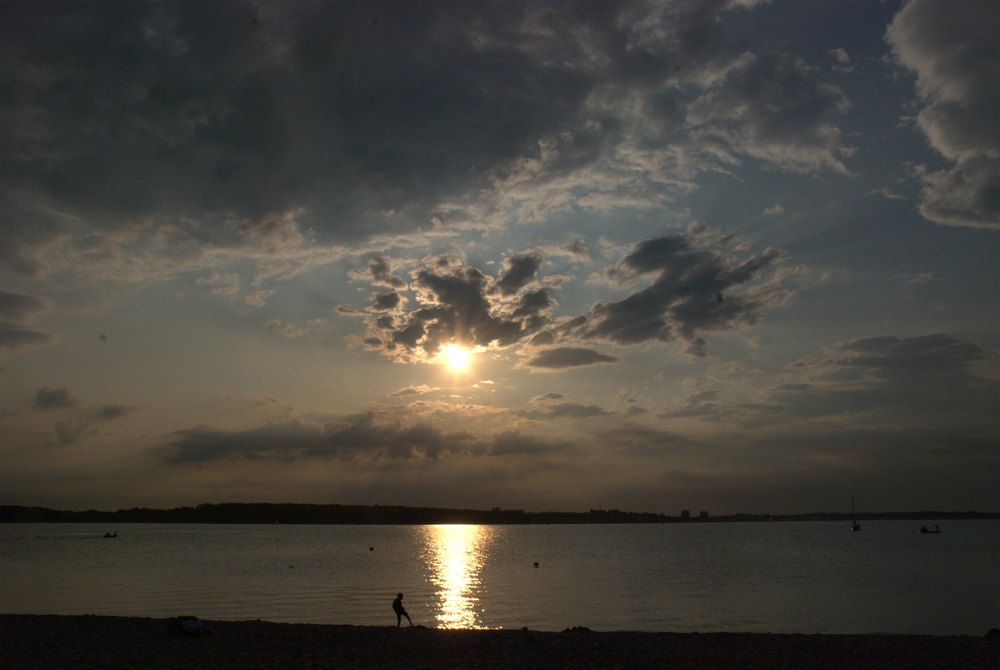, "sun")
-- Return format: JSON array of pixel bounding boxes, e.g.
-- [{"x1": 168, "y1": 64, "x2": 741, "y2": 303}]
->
[{"x1": 441, "y1": 344, "x2": 472, "y2": 371}]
